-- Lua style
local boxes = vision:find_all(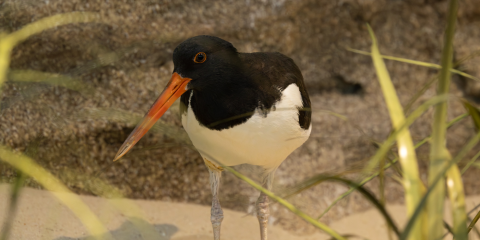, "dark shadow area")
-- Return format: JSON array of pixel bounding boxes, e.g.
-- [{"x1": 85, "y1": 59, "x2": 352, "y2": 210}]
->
[
  {"x1": 54, "y1": 218, "x2": 178, "y2": 240},
  {"x1": 306, "y1": 74, "x2": 364, "y2": 95},
  {"x1": 455, "y1": 69, "x2": 480, "y2": 105}
]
